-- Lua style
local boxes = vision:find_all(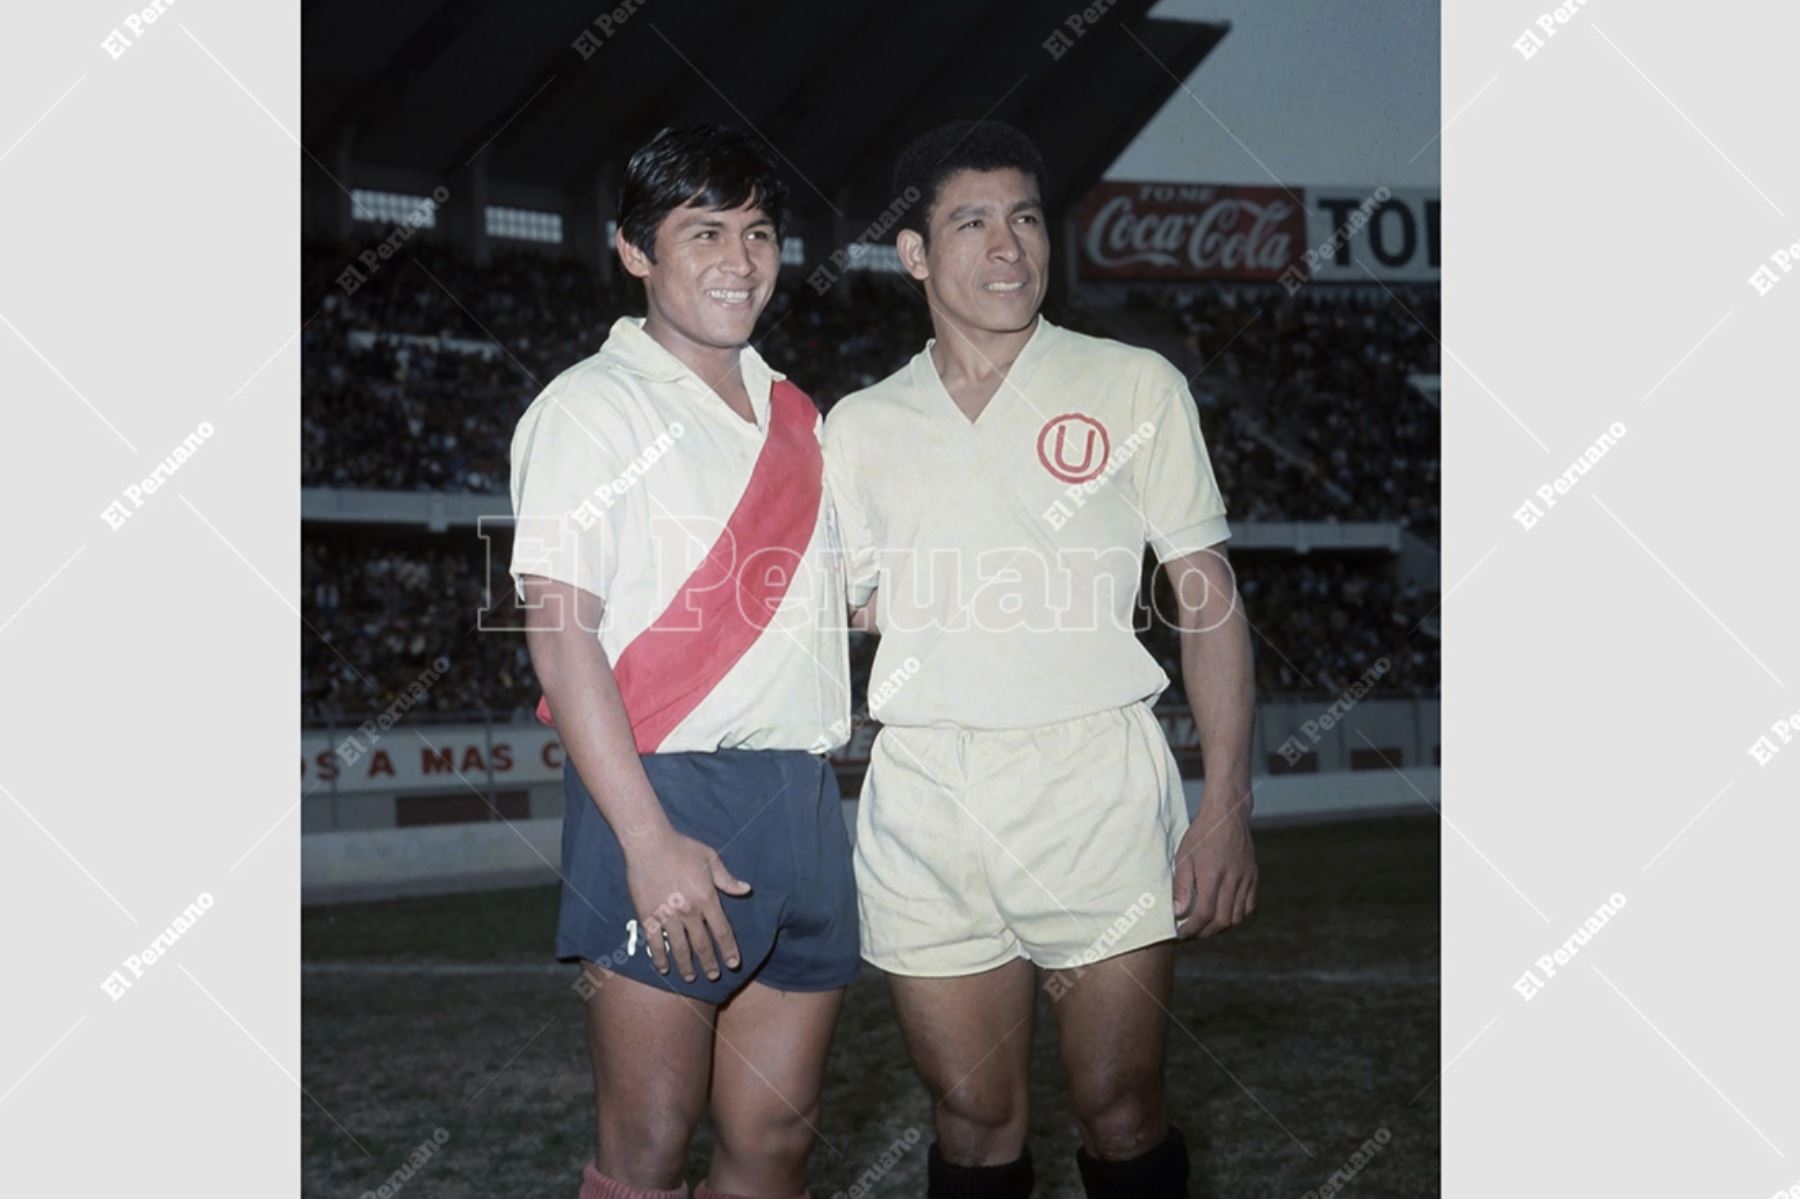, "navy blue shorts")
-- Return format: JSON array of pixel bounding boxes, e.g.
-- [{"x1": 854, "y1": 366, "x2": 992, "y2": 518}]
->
[{"x1": 555, "y1": 748, "x2": 860, "y2": 1004}]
